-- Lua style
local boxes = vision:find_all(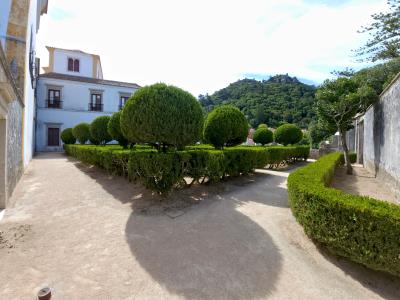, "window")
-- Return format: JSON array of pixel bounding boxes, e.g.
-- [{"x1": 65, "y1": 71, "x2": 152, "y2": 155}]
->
[
  {"x1": 68, "y1": 58, "x2": 80, "y2": 72},
  {"x1": 89, "y1": 93, "x2": 103, "y2": 111},
  {"x1": 119, "y1": 95, "x2": 129, "y2": 110},
  {"x1": 47, "y1": 89, "x2": 61, "y2": 108},
  {"x1": 47, "y1": 127, "x2": 60, "y2": 146}
]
